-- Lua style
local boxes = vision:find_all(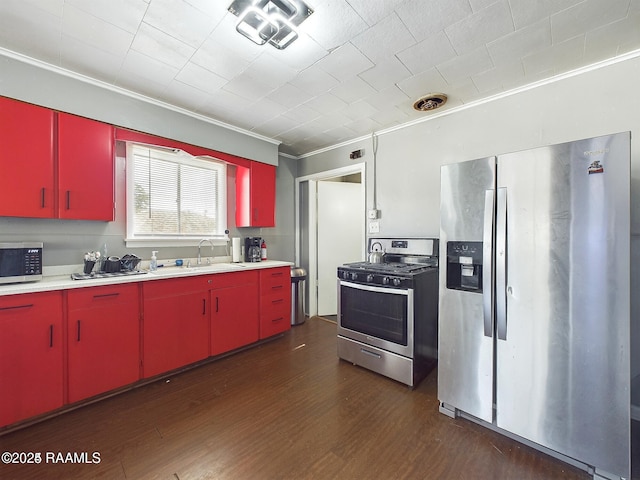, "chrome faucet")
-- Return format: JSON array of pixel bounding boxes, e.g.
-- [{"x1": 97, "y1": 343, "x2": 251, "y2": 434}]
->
[{"x1": 197, "y1": 238, "x2": 215, "y2": 265}]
